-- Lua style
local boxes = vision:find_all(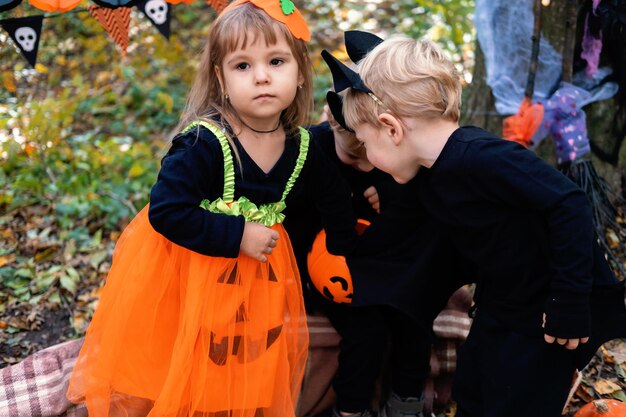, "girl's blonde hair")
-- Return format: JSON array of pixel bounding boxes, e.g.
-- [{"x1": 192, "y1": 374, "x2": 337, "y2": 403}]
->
[
  {"x1": 344, "y1": 36, "x2": 461, "y2": 129},
  {"x1": 174, "y1": 2, "x2": 313, "y2": 138}
]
